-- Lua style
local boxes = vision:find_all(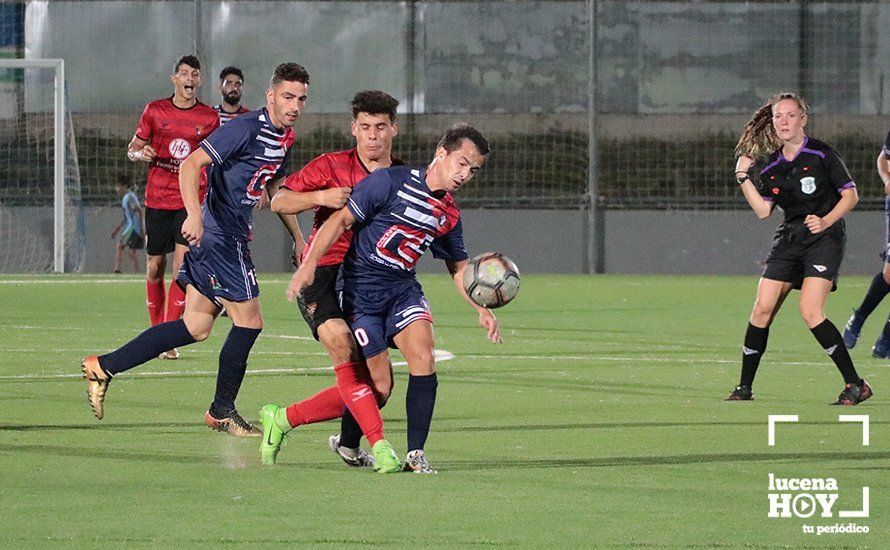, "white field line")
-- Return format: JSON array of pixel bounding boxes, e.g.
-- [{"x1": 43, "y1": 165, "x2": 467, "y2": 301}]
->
[
  {"x1": 0, "y1": 350, "x2": 834, "y2": 381},
  {"x1": 0, "y1": 350, "x2": 456, "y2": 380},
  {"x1": 5, "y1": 325, "x2": 315, "y2": 341}
]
